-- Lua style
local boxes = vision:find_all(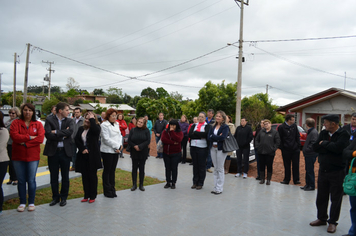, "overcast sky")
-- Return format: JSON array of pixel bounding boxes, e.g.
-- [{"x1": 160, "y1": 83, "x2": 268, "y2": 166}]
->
[{"x1": 1, "y1": 0, "x2": 356, "y2": 106}]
